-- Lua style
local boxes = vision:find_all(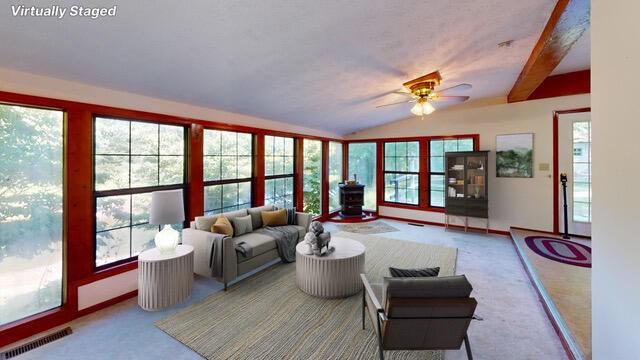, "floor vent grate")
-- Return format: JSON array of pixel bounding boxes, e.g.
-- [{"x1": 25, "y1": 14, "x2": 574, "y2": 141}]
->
[
  {"x1": 408, "y1": 222, "x2": 424, "y2": 227},
  {"x1": 1, "y1": 327, "x2": 72, "y2": 359}
]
